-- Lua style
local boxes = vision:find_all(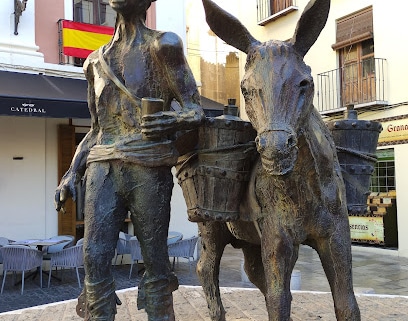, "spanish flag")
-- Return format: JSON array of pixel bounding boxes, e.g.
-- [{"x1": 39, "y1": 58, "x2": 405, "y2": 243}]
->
[{"x1": 61, "y1": 20, "x2": 114, "y2": 59}]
